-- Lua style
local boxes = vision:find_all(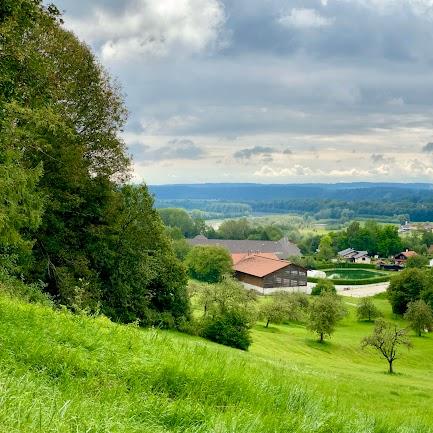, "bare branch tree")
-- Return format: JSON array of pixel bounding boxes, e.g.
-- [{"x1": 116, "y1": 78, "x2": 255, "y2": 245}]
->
[{"x1": 362, "y1": 319, "x2": 412, "y2": 374}]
